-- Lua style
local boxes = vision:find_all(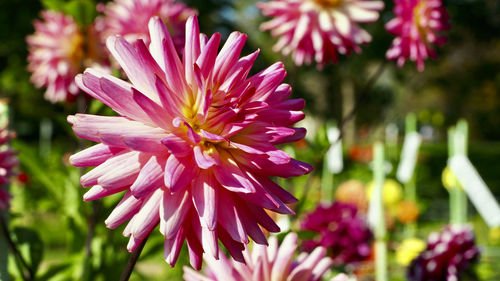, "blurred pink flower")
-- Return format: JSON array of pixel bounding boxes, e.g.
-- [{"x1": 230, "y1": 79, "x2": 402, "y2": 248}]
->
[
  {"x1": 301, "y1": 202, "x2": 373, "y2": 266},
  {"x1": 385, "y1": 0, "x2": 450, "y2": 71},
  {"x1": 69, "y1": 15, "x2": 312, "y2": 269},
  {"x1": 258, "y1": 0, "x2": 384, "y2": 67},
  {"x1": 27, "y1": 10, "x2": 85, "y2": 103},
  {"x1": 96, "y1": 0, "x2": 196, "y2": 52},
  {"x1": 0, "y1": 127, "x2": 18, "y2": 210},
  {"x1": 183, "y1": 233, "x2": 348, "y2": 281},
  {"x1": 407, "y1": 225, "x2": 480, "y2": 281}
]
